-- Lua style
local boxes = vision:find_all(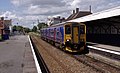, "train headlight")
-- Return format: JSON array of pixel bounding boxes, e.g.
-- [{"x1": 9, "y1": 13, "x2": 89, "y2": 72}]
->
[
  {"x1": 66, "y1": 39, "x2": 71, "y2": 42},
  {"x1": 67, "y1": 39, "x2": 70, "y2": 41}
]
